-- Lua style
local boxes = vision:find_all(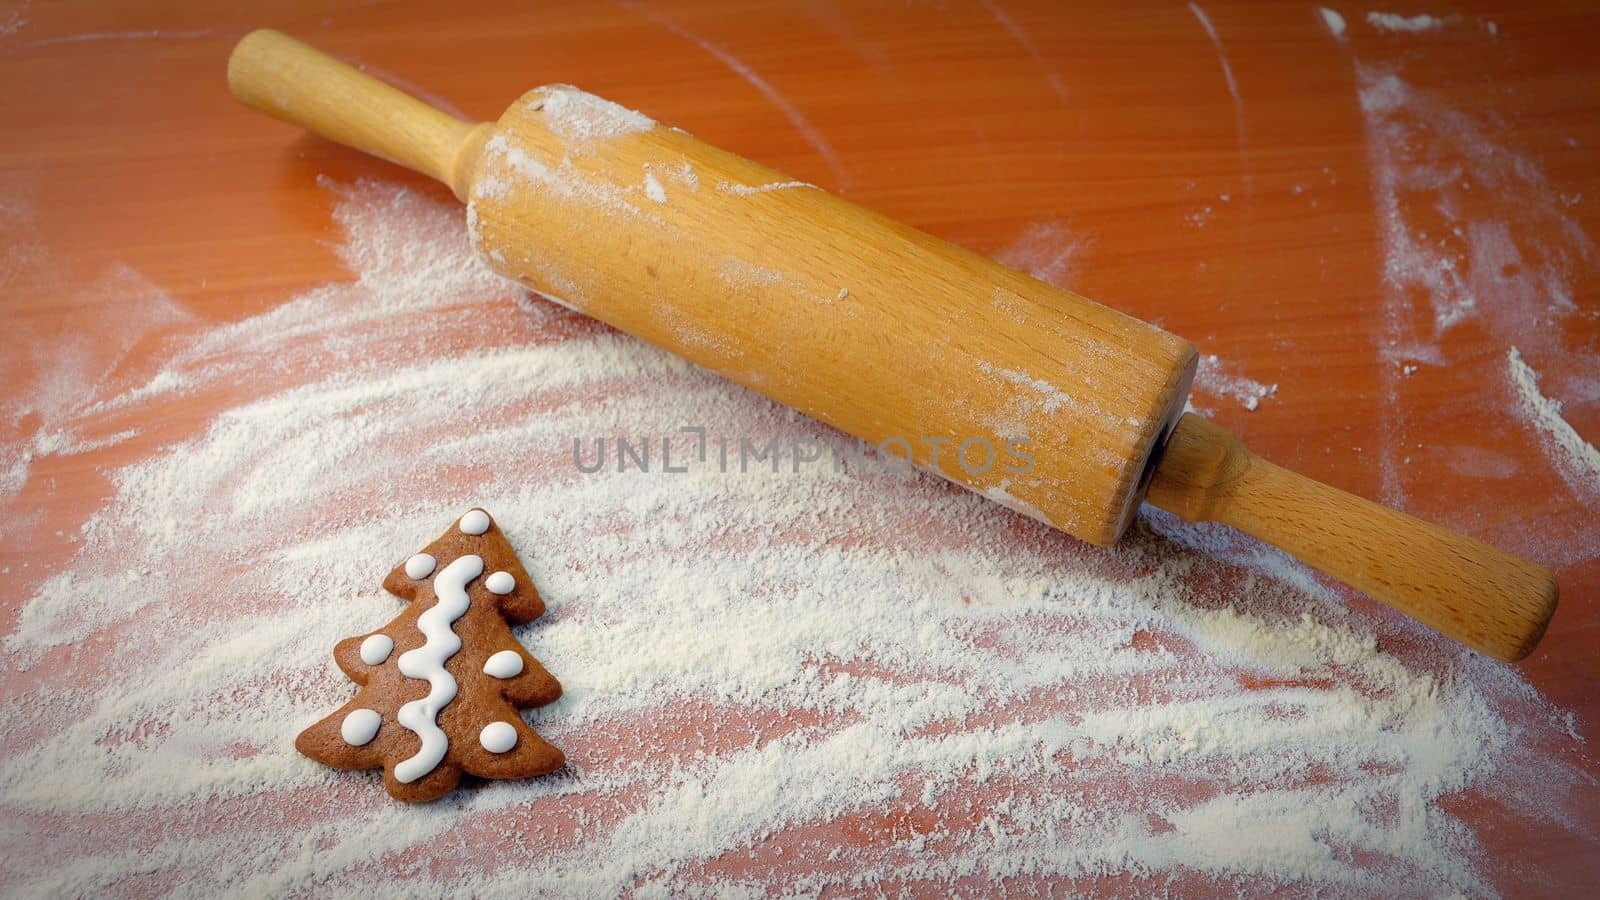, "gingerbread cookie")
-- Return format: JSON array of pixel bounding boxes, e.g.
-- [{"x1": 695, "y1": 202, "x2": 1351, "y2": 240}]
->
[{"x1": 296, "y1": 509, "x2": 564, "y2": 802}]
